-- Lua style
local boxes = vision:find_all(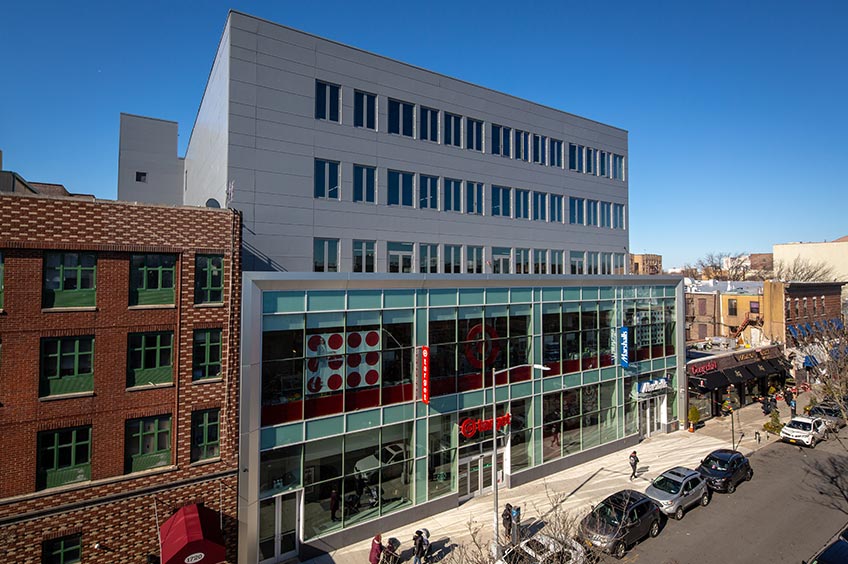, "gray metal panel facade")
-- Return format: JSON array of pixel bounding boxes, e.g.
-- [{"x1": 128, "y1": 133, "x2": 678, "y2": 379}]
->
[{"x1": 193, "y1": 12, "x2": 630, "y2": 273}]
